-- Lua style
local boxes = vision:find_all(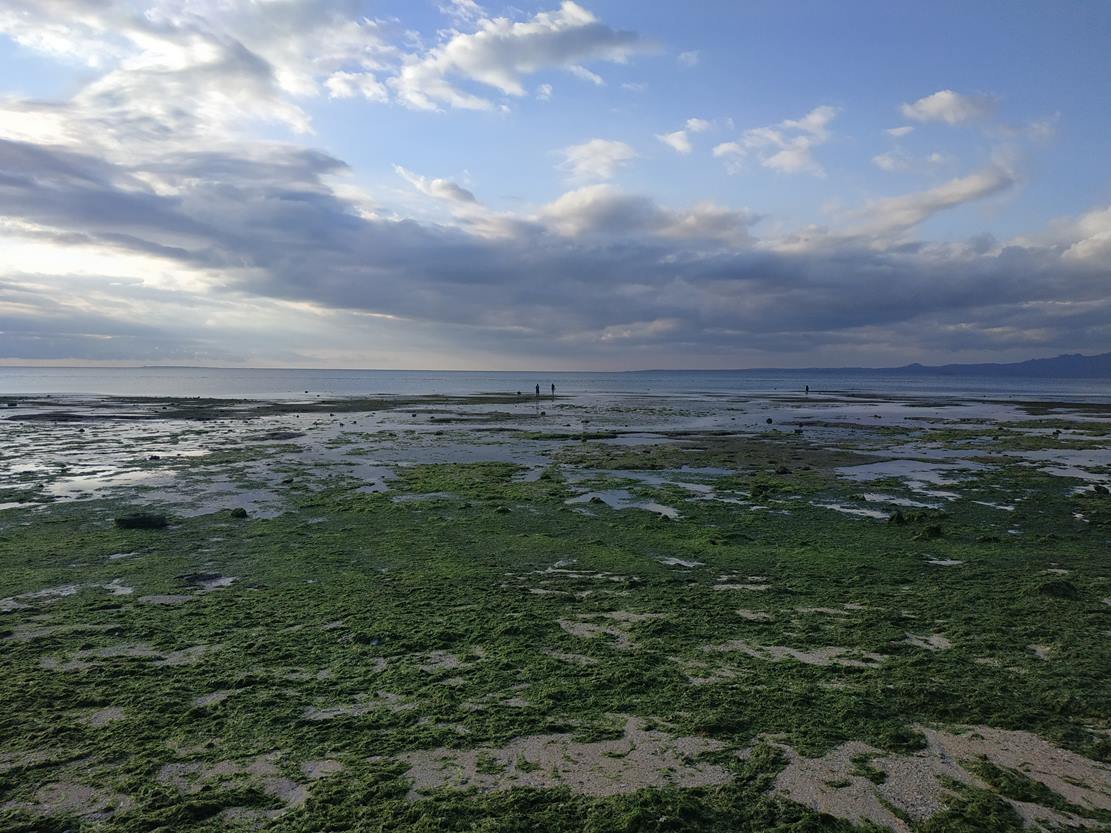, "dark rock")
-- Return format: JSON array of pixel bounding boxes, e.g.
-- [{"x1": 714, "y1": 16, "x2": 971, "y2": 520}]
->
[
  {"x1": 913, "y1": 524, "x2": 943, "y2": 540},
  {"x1": 1037, "y1": 579, "x2": 1079, "y2": 600},
  {"x1": 229, "y1": 507, "x2": 249, "y2": 519},
  {"x1": 775, "y1": 466, "x2": 791, "y2": 475},
  {"x1": 115, "y1": 513, "x2": 169, "y2": 530}
]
